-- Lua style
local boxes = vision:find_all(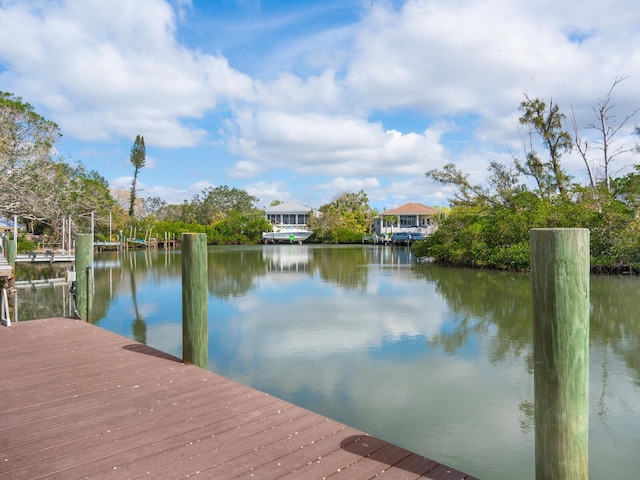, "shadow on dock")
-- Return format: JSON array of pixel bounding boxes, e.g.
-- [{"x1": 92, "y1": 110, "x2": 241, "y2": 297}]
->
[{"x1": 340, "y1": 435, "x2": 477, "y2": 479}]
